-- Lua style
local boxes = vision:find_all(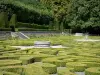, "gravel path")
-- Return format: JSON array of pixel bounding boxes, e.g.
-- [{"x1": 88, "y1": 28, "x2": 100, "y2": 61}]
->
[{"x1": 12, "y1": 45, "x2": 67, "y2": 50}]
